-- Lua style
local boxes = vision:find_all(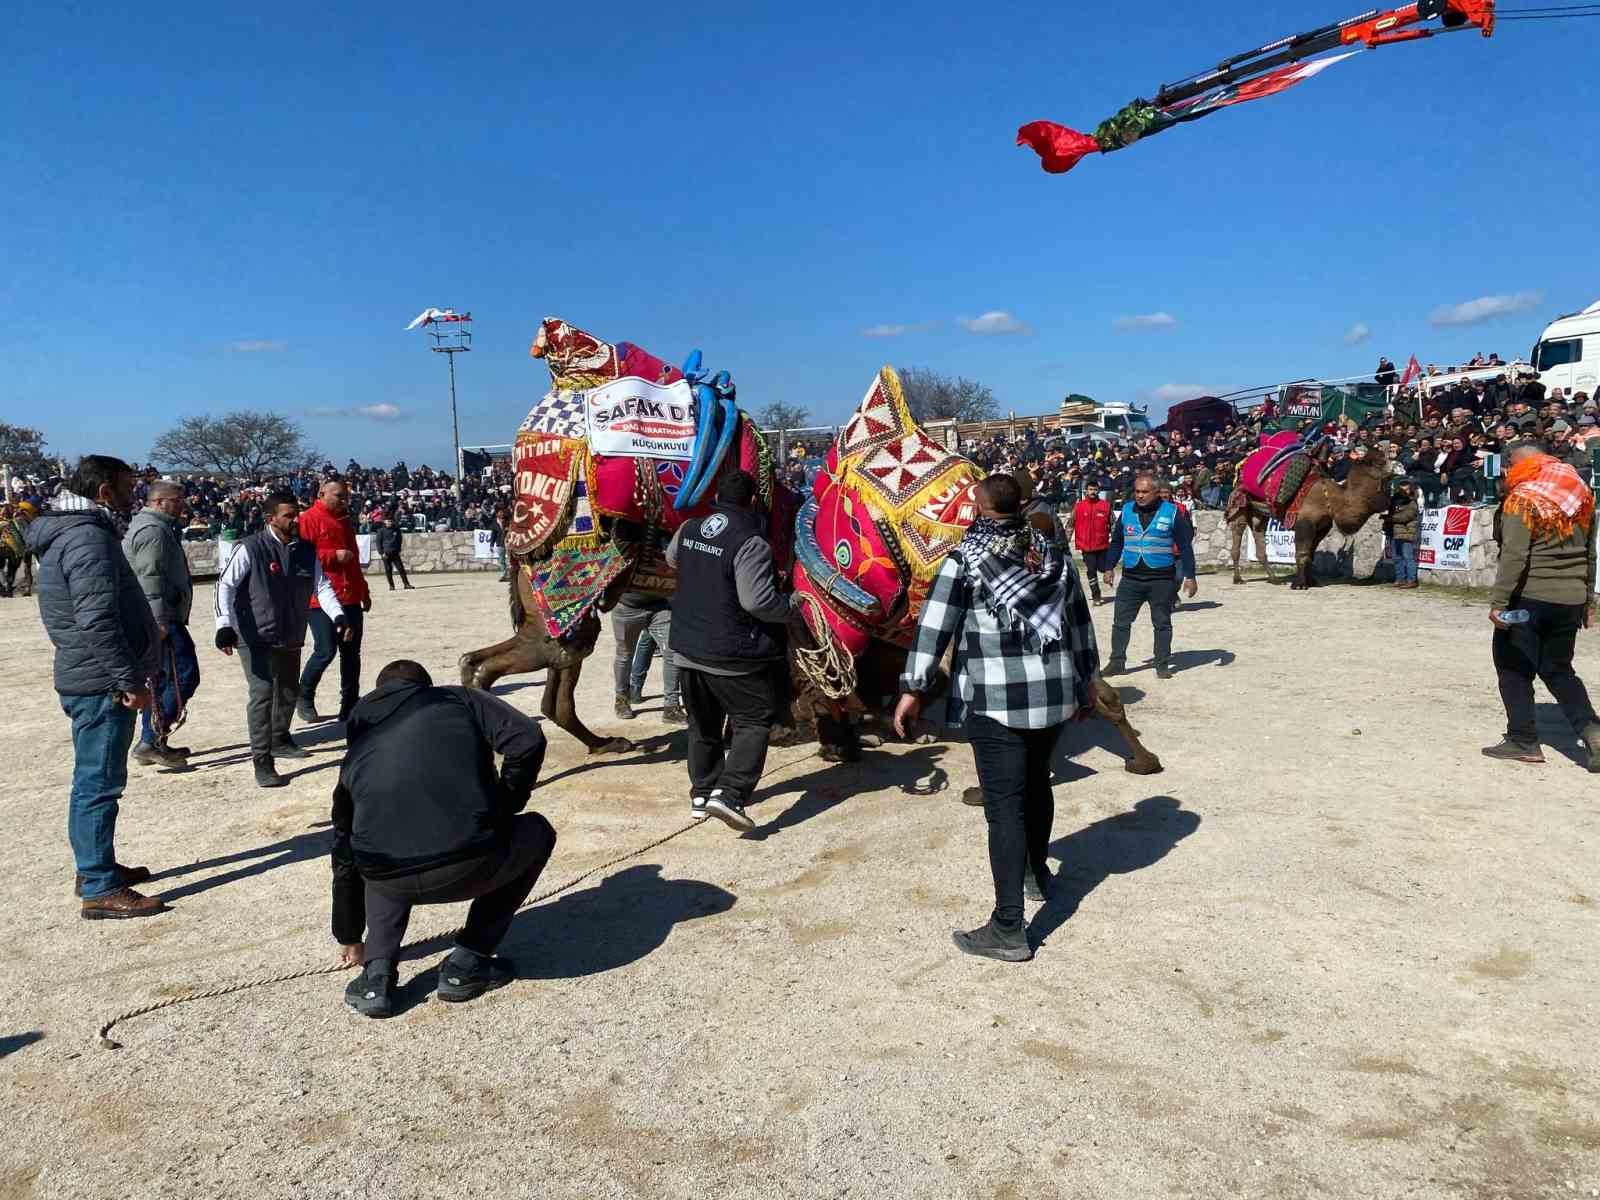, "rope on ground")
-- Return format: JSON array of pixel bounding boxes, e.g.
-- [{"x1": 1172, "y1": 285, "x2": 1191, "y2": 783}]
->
[{"x1": 94, "y1": 747, "x2": 822, "y2": 1050}]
